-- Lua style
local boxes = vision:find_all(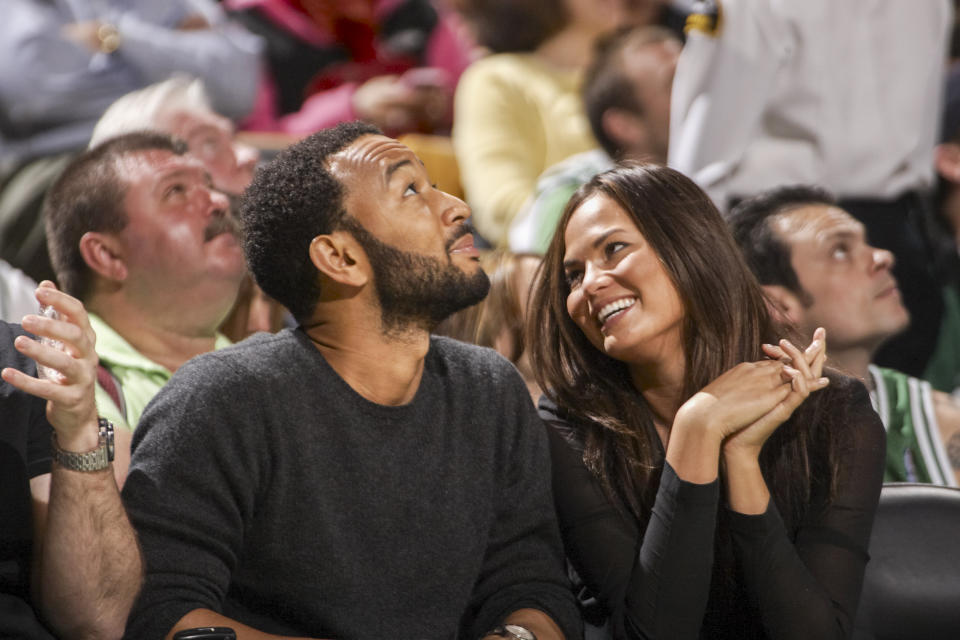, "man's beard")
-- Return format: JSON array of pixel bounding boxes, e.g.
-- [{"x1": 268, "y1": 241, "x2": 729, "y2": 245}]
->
[{"x1": 345, "y1": 219, "x2": 490, "y2": 333}]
